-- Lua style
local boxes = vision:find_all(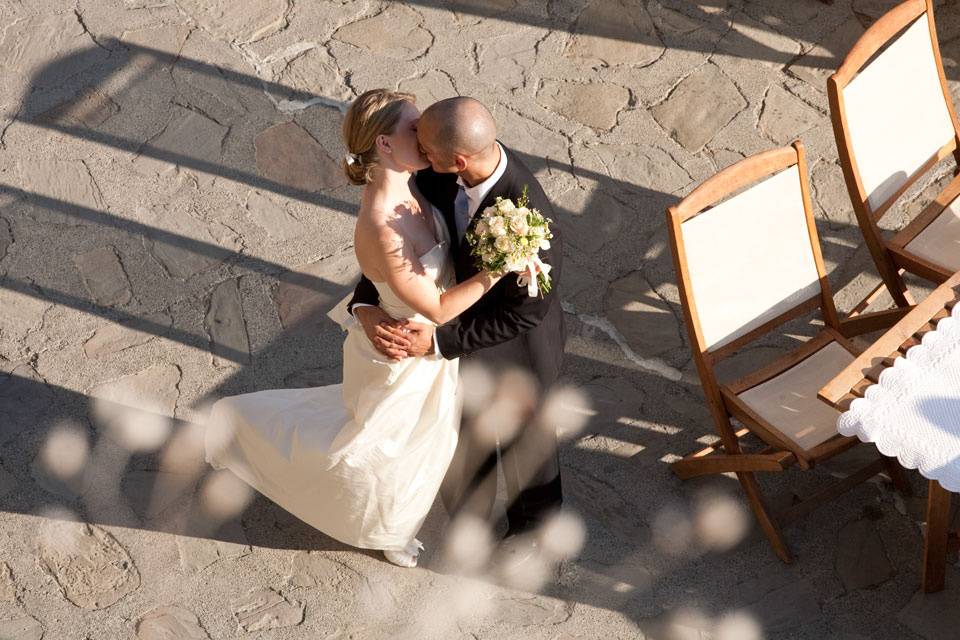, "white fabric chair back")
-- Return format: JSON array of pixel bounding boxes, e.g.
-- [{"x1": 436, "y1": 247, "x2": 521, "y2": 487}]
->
[
  {"x1": 842, "y1": 14, "x2": 955, "y2": 211},
  {"x1": 681, "y1": 165, "x2": 821, "y2": 351}
]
